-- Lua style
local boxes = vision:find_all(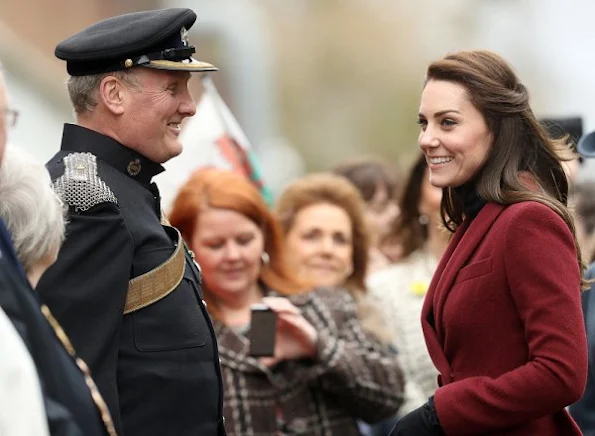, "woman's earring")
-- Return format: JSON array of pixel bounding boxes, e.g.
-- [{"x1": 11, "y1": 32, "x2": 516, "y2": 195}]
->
[
  {"x1": 261, "y1": 252, "x2": 270, "y2": 265},
  {"x1": 418, "y1": 214, "x2": 429, "y2": 225}
]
